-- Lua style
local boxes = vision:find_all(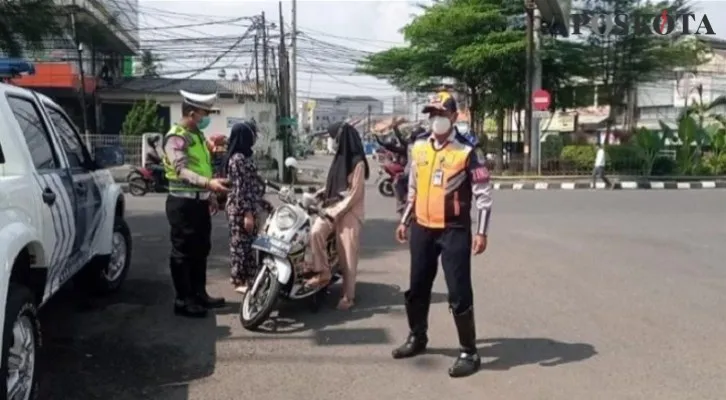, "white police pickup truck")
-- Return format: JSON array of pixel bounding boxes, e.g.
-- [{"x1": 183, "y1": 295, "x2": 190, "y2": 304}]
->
[{"x1": 0, "y1": 82, "x2": 132, "y2": 399}]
